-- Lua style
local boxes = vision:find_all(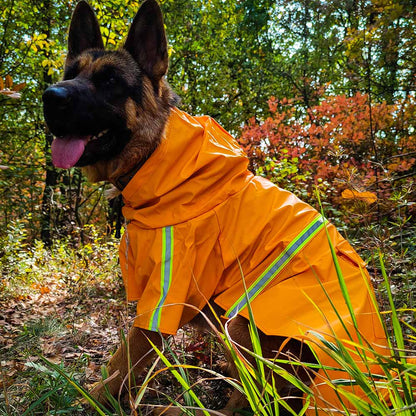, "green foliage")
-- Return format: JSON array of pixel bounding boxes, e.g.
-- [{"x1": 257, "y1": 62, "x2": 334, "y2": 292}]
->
[
  {"x1": 164, "y1": 0, "x2": 277, "y2": 131},
  {"x1": 0, "y1": 222, "x2": 120, "y2": 300},
  {"x1": 257, "y1": 155, "x2": 313, "y2": 201},
  {"x1": 4, "y1": 351, "x2": 101, "y2": 416},
  {"x1": 1, "y1": 315, "x2": 90, "y2": 415},
  {"x1": 0, "y1": 0, "x2": 69, "y2": 242}
]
